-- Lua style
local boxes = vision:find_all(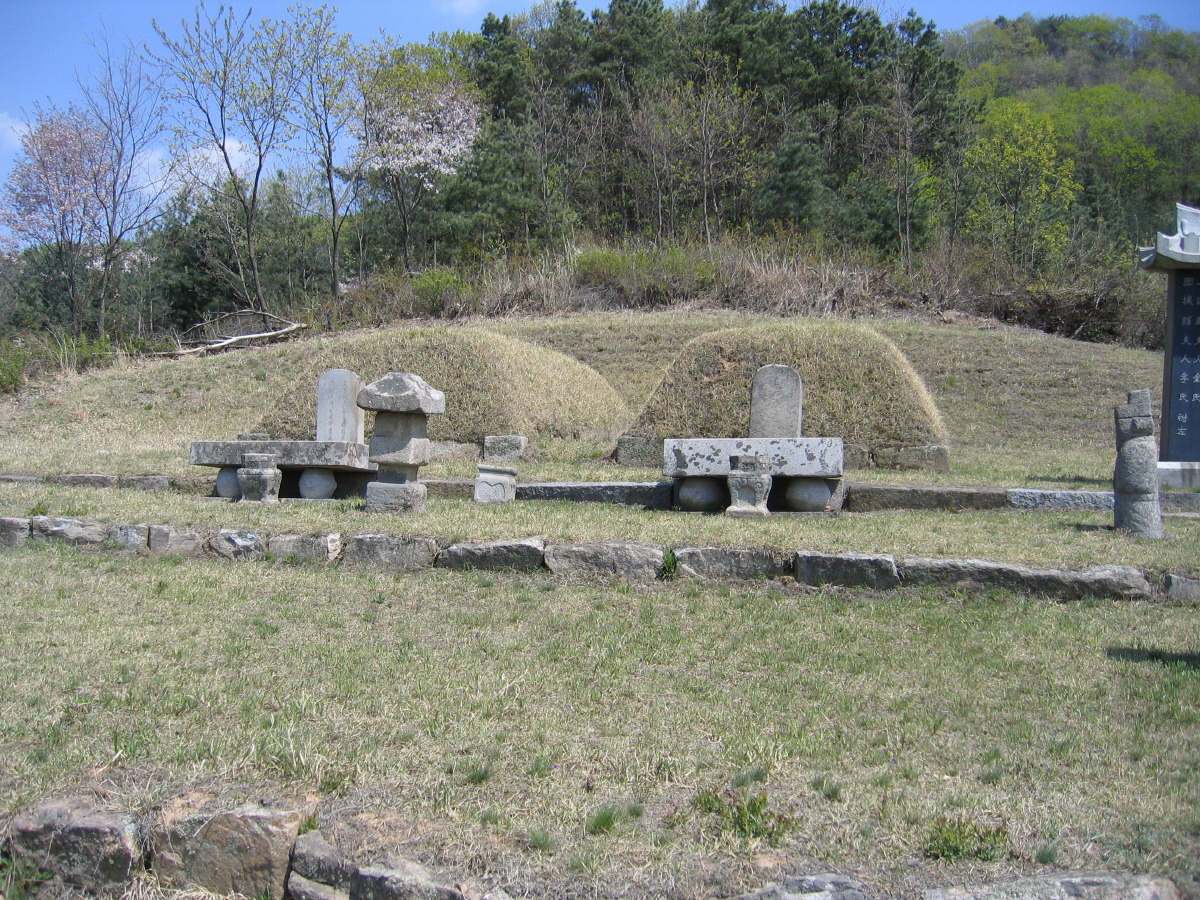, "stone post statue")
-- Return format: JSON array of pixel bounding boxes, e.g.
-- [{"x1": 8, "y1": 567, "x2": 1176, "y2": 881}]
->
[{"x1": 1113, "y1": 389, "x2": 1163, "y2": 539}]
